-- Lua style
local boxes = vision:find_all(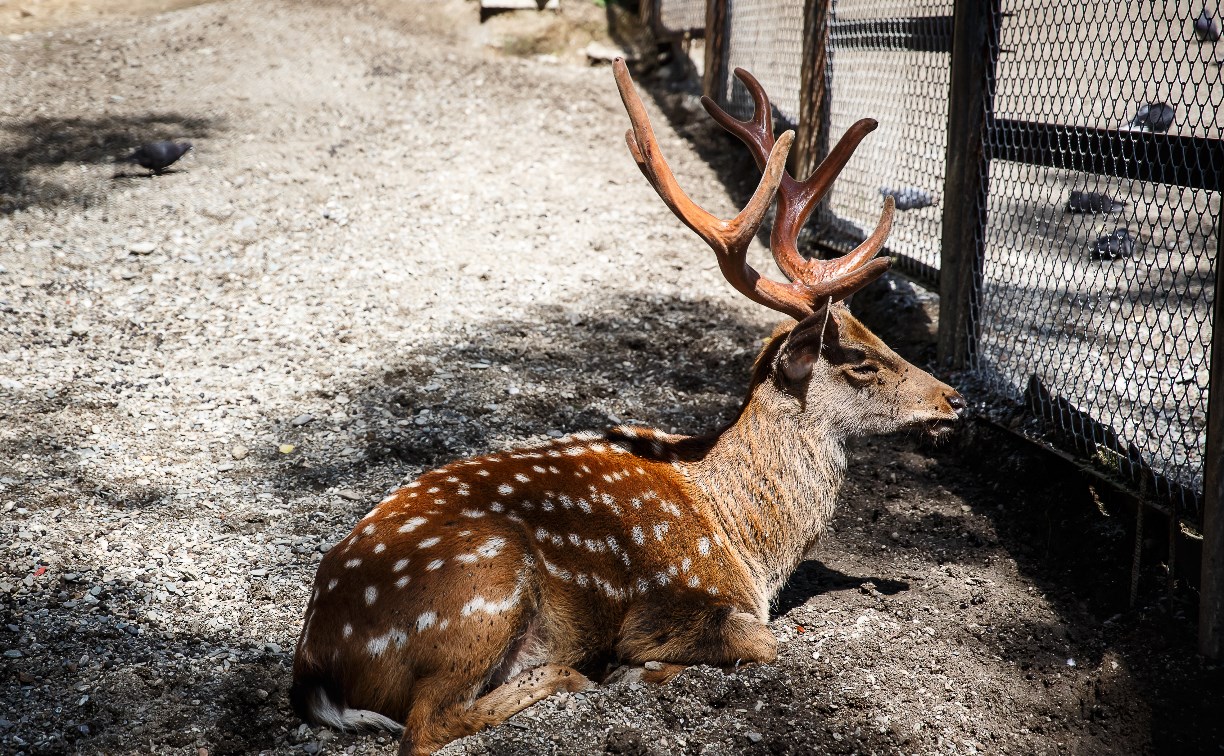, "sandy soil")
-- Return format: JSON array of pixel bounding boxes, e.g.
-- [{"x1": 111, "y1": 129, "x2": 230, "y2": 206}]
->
[{"x1": 1, "y1": 1, "x2": 1221, "y2": 754}]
